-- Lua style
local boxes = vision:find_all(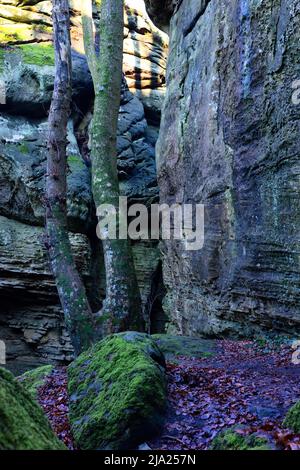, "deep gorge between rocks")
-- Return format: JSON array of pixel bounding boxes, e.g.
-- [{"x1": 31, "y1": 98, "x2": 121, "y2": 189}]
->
[{"x1": 0, "y1": 0, "x2": 300, "y2": 375}]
